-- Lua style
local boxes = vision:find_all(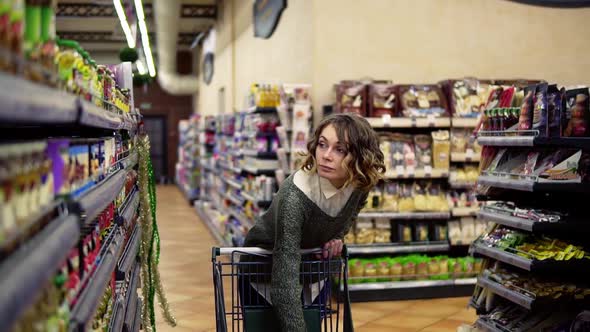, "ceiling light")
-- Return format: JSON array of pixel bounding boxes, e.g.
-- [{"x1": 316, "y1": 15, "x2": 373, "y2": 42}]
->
[{"x1": 113, "y1": 0, "x2": 135, "y2": 48}]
